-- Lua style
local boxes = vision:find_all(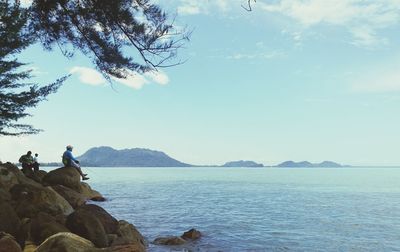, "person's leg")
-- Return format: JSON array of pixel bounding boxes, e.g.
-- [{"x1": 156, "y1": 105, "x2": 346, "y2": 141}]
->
[
  {"x1": 28, "y1": 163, "x2": 34, "y2": 173},
  {"x1": 21, "y1": 163, "x2": 34, "y2": 176},
  {"x1": 70, "y1": 160, "x2": 89, "y2": 179},
  {"x1": 21, "y1": 163, "x2": 28, "y2": 173},
  {"x1": 33, "y1": 162, "x2": 39, "y2": 172}
]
